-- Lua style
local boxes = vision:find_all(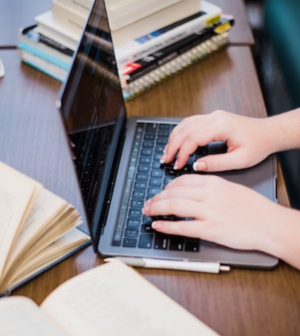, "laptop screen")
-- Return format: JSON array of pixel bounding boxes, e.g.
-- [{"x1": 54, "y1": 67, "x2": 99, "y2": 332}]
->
[{"x1": 59, "y1": 0, "x2": 126, "y2": 246}]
